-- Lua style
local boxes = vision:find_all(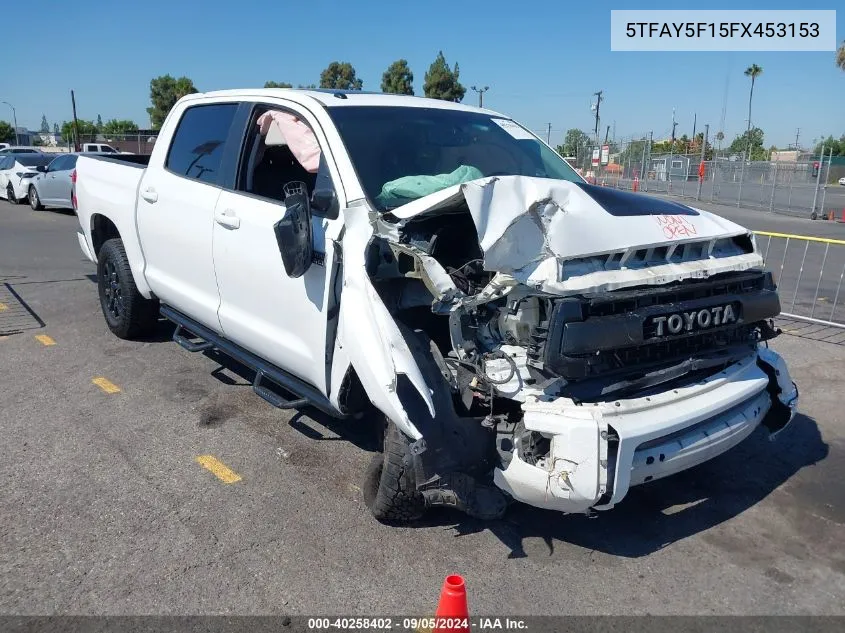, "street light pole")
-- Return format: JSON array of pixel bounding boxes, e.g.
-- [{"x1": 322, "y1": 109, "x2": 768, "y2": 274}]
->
[
  {"x1": 1, "y1": 101, "x2": 18, "y2": 145},
  {"x1": 470, "y1": 85, "x2": 489, "y2": 108}
]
